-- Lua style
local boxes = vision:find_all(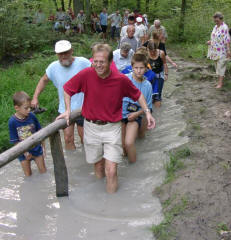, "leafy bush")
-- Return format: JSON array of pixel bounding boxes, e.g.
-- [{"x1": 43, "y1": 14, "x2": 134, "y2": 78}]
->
[{"x1": 0, "y1": 0, "x2": 56, "y2": 60}]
